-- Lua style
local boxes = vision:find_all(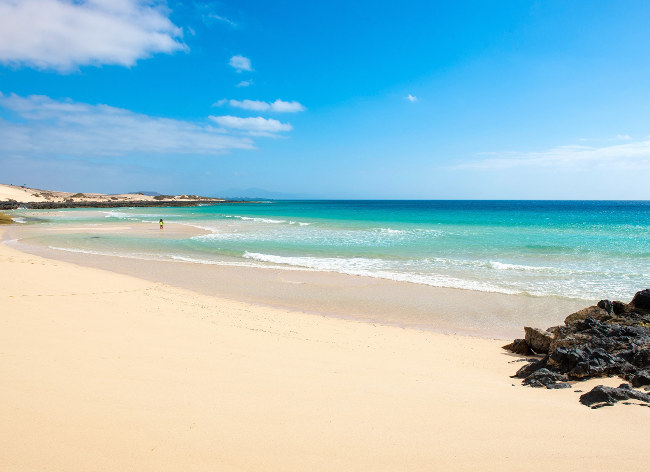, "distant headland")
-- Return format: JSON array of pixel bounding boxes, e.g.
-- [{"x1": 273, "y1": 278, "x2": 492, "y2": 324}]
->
[{"x1": 0, "y1": 183, "x2": 249, "y2": 210}]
